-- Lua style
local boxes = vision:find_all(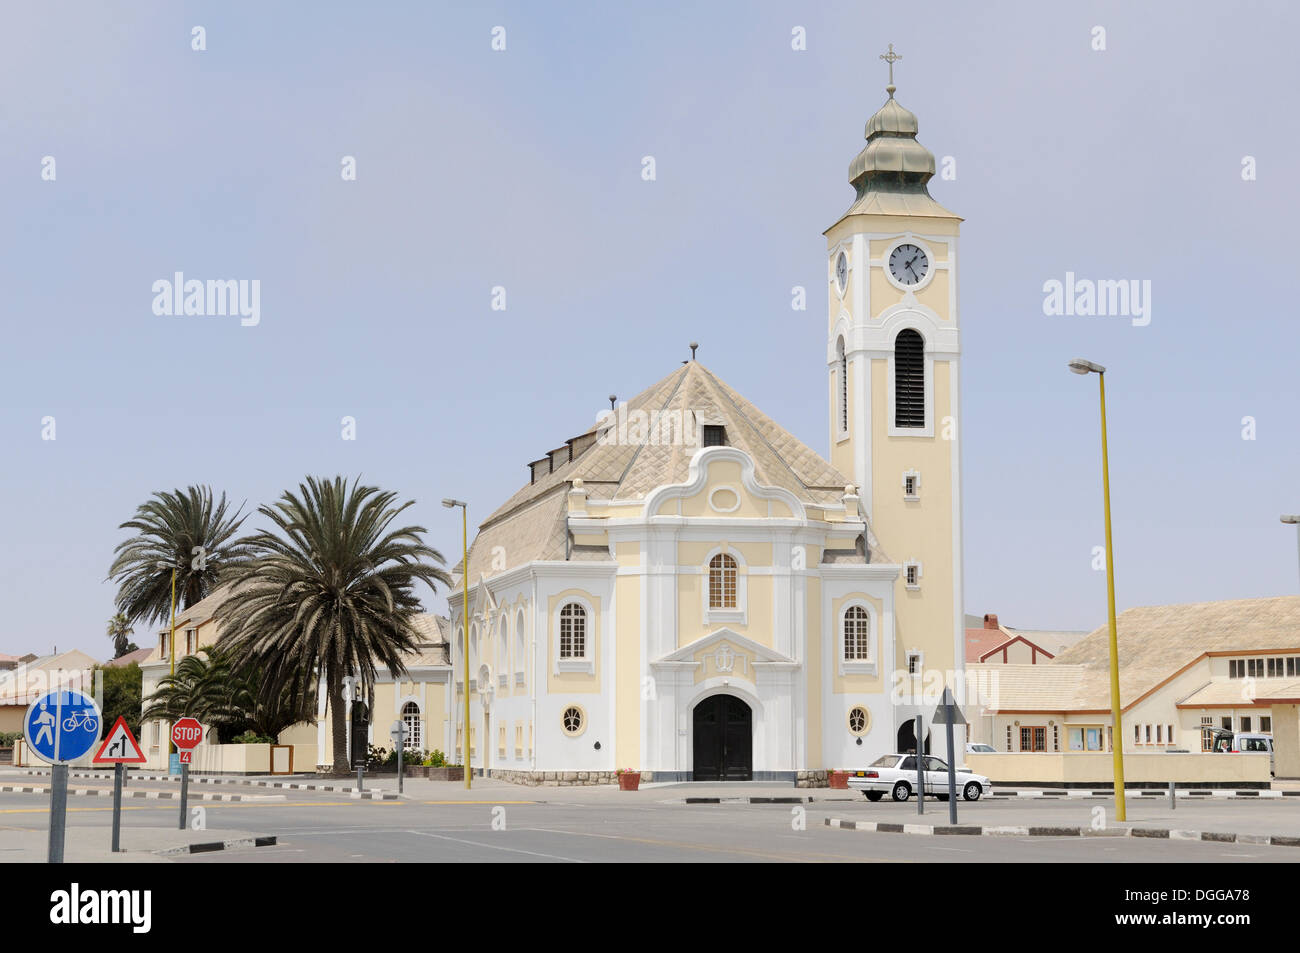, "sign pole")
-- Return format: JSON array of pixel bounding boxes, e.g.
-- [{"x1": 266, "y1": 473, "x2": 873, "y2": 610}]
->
[
  {"x1": 914, "y1": 714, "x2": 924, "y2": 815},
  {"x1": 48, "y1": 763, "x2": 68, "y2": 863},
  {"x1": 112, "y1": 762, "x2": 124, "y2": 852},
  {"x1": 179, "y1": 762, "x2": 189, "y2": 830},
  {"x1": 397, "y1": 722, "x2": 404, "y2": 795},
  {"x1": 945, "y1": 689, "x2": 958, "y2": 825}
]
